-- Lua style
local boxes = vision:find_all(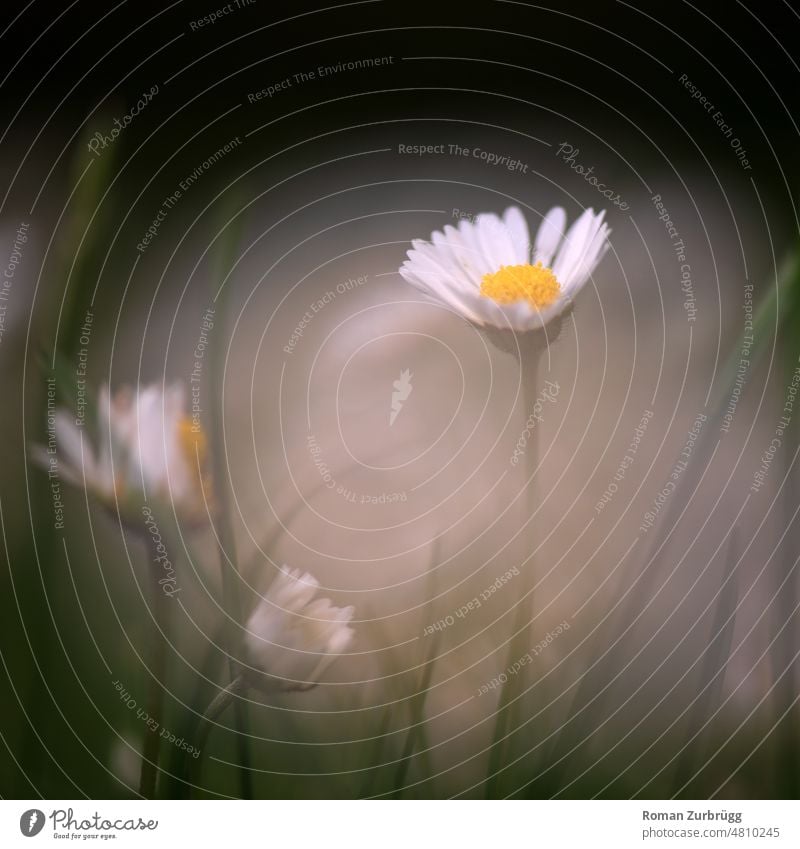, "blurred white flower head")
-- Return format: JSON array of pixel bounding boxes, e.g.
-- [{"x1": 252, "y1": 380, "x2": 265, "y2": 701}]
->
[
  {"x1": 109, "y1": 734, "x2": 140, "y2": 788},
  {"x1": 399, "y1": 205, "x2": 611, "y2": 332},
  {"x1": 33, "y1": 381, "x2": 211, "y2": 522},
  {"x1": 244, "y1": 566, "x2": 355, "y2": 692}
]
